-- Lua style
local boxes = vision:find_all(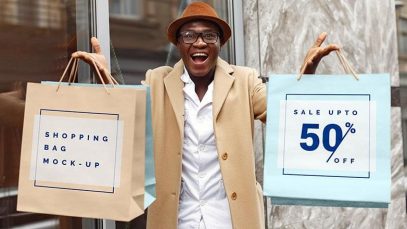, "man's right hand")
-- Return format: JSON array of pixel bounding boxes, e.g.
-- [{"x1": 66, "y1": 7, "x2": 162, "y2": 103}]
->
[
  {"x1": 300, "y1": 32, "x2": 339, "y2": 74},
  {"x1": 71, "y1": 37, "x2": 111, "y2": 83}
]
